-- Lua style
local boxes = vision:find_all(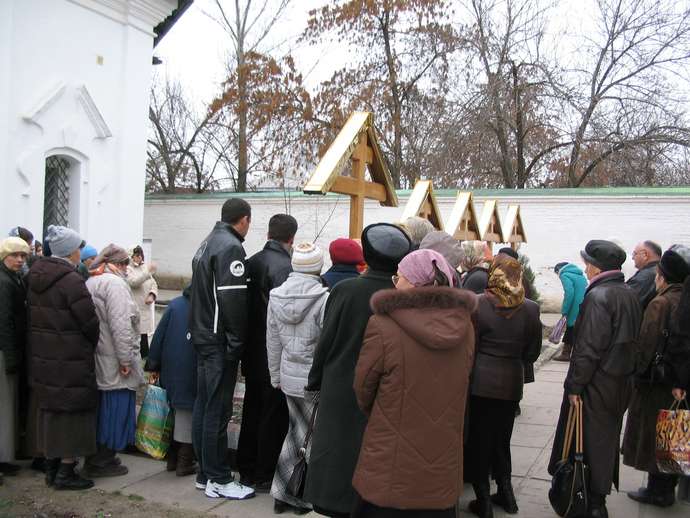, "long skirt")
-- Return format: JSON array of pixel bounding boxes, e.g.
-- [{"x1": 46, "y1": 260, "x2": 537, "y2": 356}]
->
[
  {"x1": 466, "y1": 395, "x2": 518, "y2": 484},
  {"x1": 0, "y1": 352, "x2": 16, "y2": 462},
  {"x1": 97, "y1": 389, "x2": 136, "y2": 451},
  {"x1": 37, "y1": 409, "x2": 97, "y2": 459},
  {"x1": 271, "y1": 394, "x2": 314, "y2": 509},
  {"x1": 173, "y1": 408, "x2": 193, "y2": 443}
]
